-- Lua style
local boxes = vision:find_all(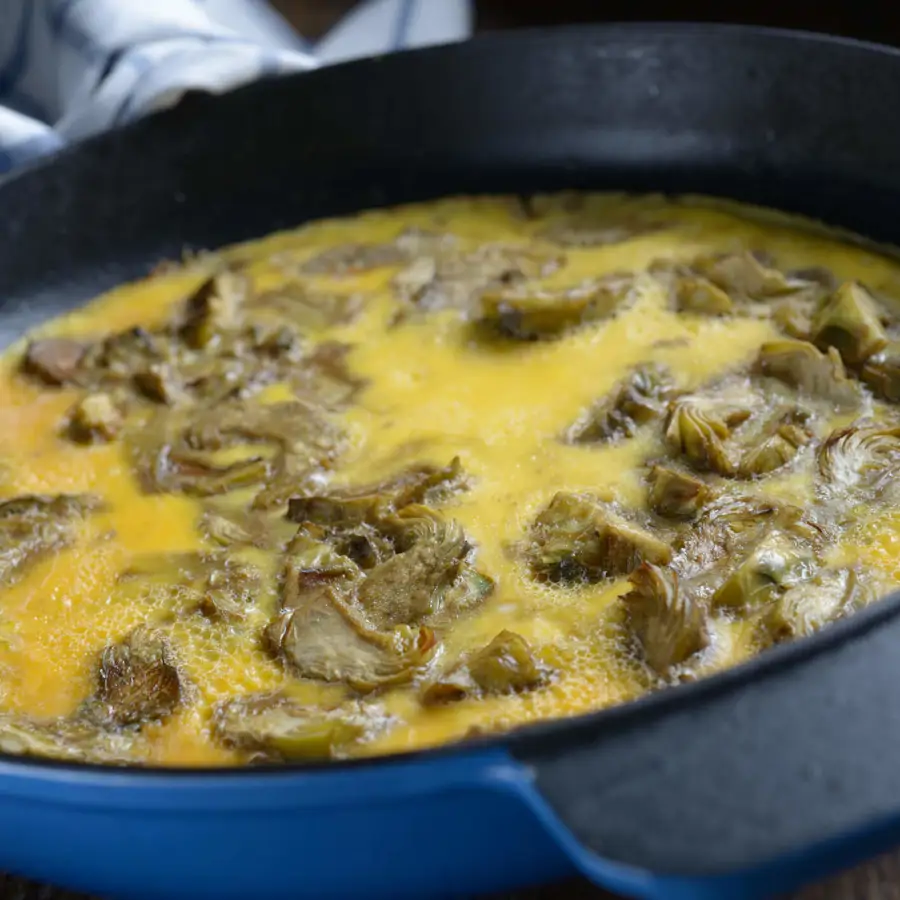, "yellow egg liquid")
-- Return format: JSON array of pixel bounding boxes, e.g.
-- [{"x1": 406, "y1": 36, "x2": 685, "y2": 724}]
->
[{"x1": 1, "y1": 193, "x2": 898, "y2": 765}]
